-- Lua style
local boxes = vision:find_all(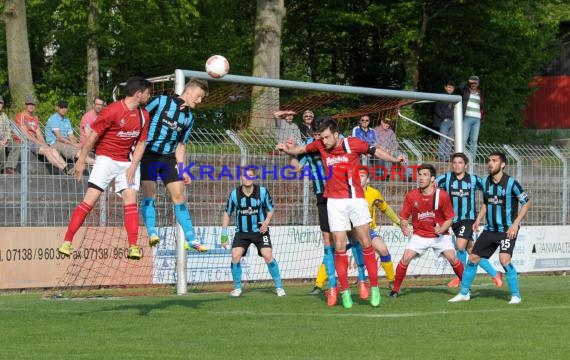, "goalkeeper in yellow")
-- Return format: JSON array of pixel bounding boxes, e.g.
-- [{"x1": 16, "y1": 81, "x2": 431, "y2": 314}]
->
[{"x1": 355, "y1": 167, "x2": 399, "y2": 287}]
